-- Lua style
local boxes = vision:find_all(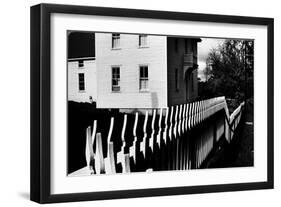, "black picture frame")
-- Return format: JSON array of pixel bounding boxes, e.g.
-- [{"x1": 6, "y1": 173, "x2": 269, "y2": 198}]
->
[{"x1": 30, "y1": 3, "x2": 274, "y2": 203}]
